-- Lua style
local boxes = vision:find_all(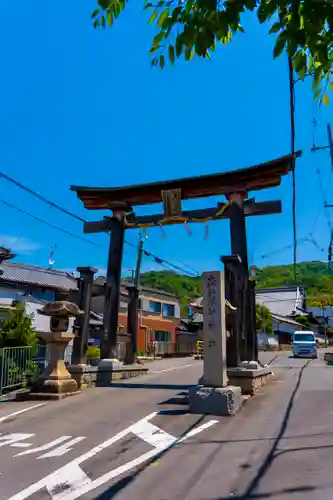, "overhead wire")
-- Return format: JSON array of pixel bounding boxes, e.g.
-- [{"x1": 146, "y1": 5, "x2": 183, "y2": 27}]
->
[
  {"x1": 311, "y1": 114, "x2": 333, "y2": 267},
  {"x1": 0, "y1": 171, "x2": 199, "y2": 276},
  {"x1": 1, "y1": 199, "x2": 105, "y2": 248}
]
